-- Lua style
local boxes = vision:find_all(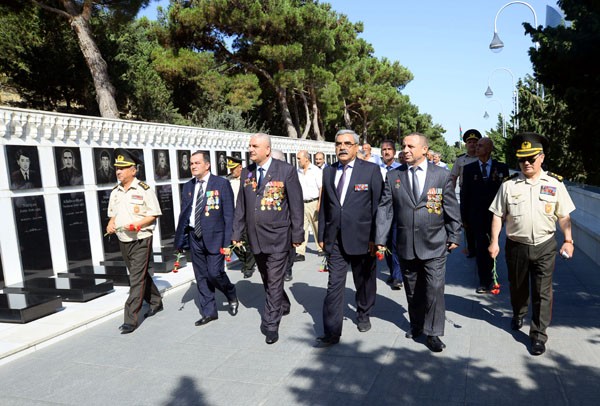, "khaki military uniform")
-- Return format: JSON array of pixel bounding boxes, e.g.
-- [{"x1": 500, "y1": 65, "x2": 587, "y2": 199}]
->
[
  {"x1": 108, "y1": 178, "x2": 162, "y2": 327},
  {"x1": 489, "y1": 170, "x2": 575, "y2": 342},
  {"x1": 450, "y1": 153, "x2": 478, "y2": 187}
]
